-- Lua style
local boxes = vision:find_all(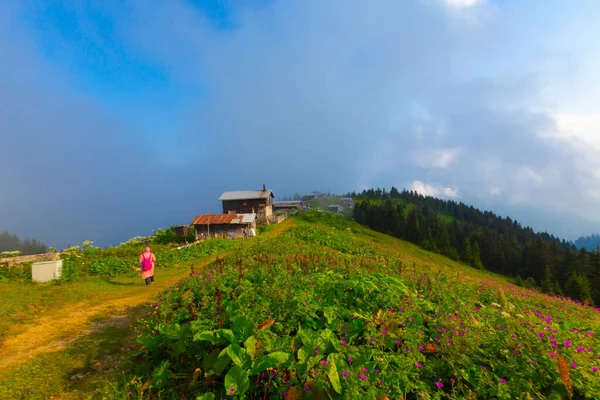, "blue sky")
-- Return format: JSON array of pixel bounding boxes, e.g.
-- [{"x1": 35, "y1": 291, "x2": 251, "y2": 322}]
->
[{"x1": 2, "y1": 0, "x2": 600, "y2": 248}]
